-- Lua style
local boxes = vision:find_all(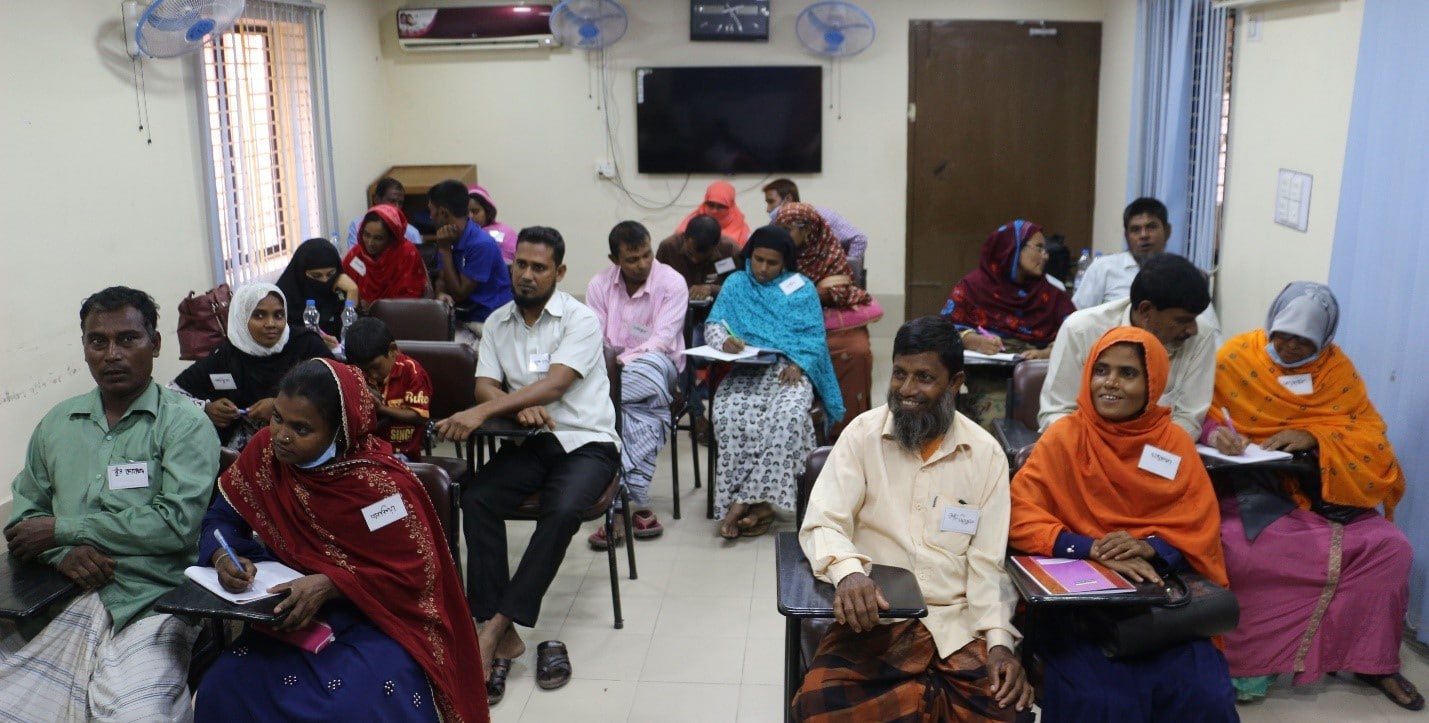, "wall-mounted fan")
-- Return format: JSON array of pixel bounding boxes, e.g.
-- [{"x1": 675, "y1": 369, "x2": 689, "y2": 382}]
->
[
  {"x1": 795, "y1": 1, "x2": 875, "y2": 58},
  {"x1": 130, "y1": 0, "x2": 246, "y2": 58},
  {"x1": 549, "y1": 0, "x2": 629, "y2": 50}
]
